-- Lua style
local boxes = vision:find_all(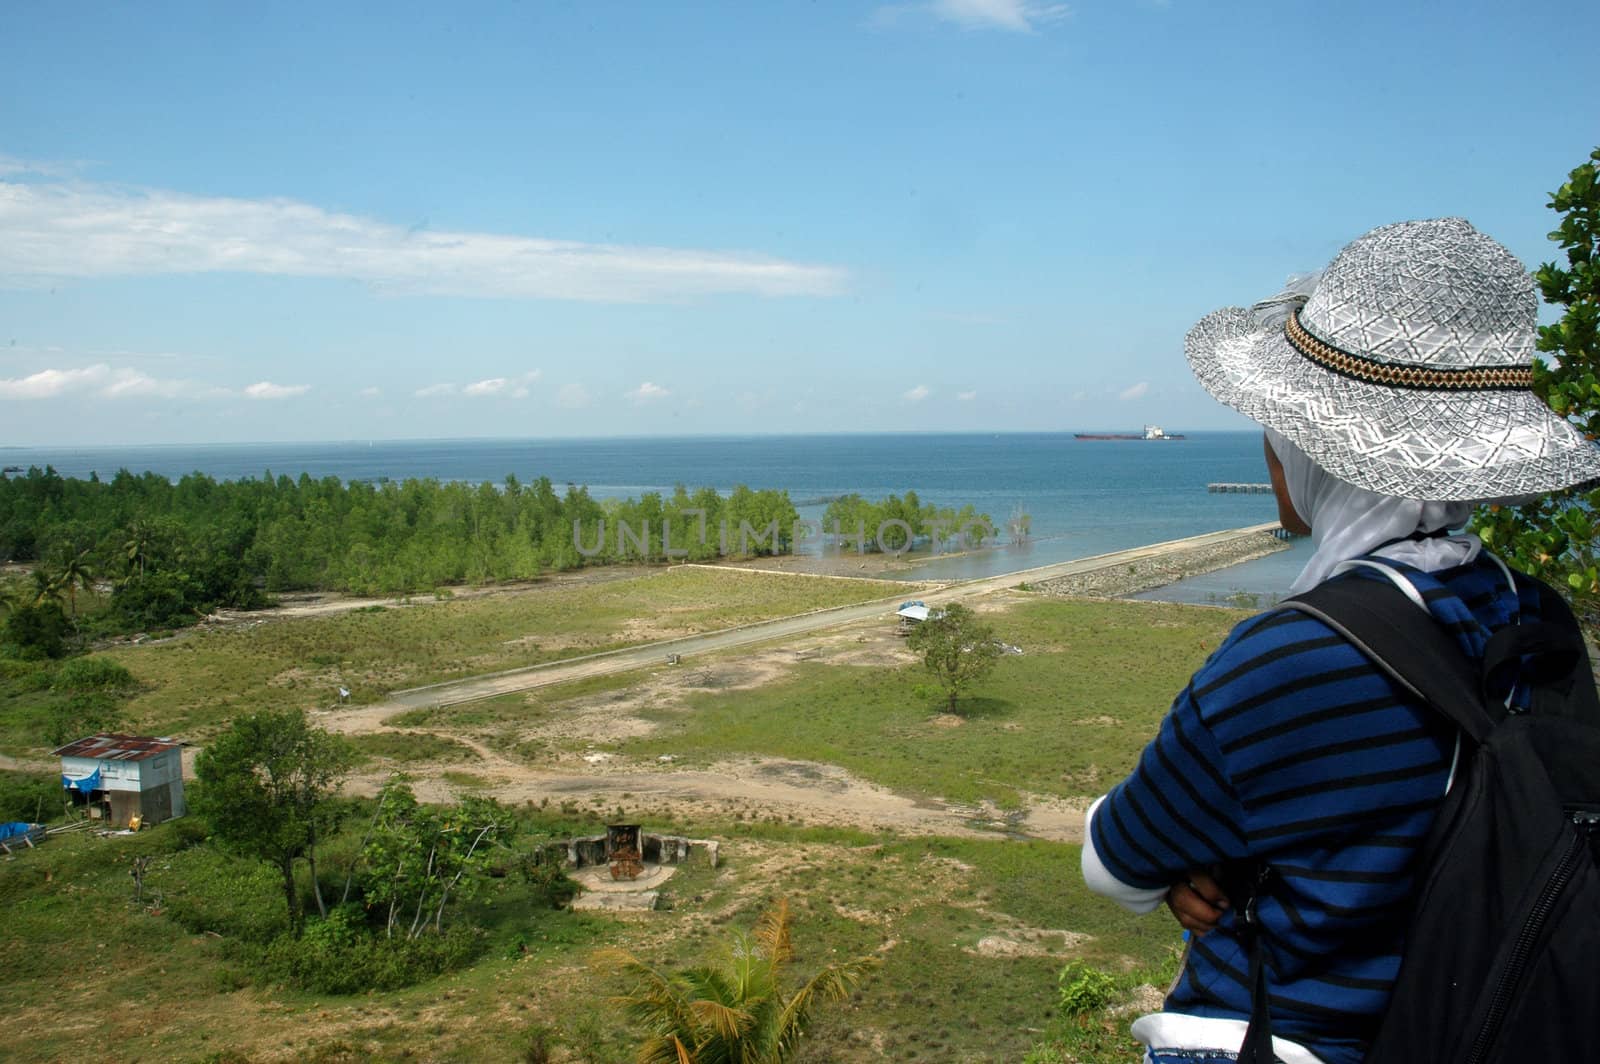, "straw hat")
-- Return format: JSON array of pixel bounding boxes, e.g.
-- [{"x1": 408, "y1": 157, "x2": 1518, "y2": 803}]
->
[{"x1": 1186, "y1": 217, "x2": 1600, "y2": 500}]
